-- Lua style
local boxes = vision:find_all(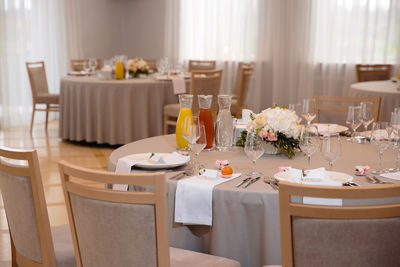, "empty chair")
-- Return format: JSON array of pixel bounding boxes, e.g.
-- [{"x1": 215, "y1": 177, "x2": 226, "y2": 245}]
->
[
  {"x1": 231, "y1": 66, "x2": 254, "y2": 118},
  {"x1": 58, "y1": 161, "x2": 240, "y2": 267},
  {"x1": 0, "y1": 147, "x2": 75, "y2": 267},
  {"x1": 232, "y1": 62, "x2": 254, "y2": 99},
  {"x1": 26, "y1": 61, "x2": 60, "y2": 132},
  {"x1": 144, "y1": 58, "x2": 159, "y2": 73},
  {"x1": 313, "y1": 95, "x2": 381, "y2": 124},
  {"x1": 356, "y1": 64, "x2": 392, "y2": 82},
  {"x1": 188, "y1": 60, "x2": 216, "y2": 72},
  {"x1": 70, "y1": 59, "x2": 102, "y2": 71},
  {"x1": 277, "y1": 181, "x2": 400, "y2": 267},
  {"x1": 163, "y1": 69, "x2": 223, "y2": 134}
]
